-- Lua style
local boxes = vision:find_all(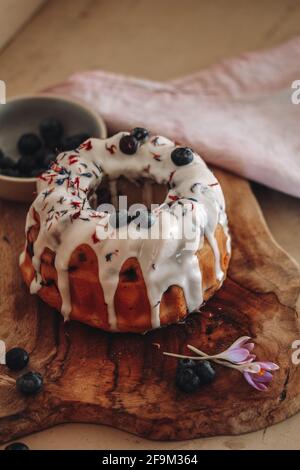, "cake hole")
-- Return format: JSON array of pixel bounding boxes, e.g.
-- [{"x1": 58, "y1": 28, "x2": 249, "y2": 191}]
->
[{"x1": 95, "y1": 176, "x2": 168, "y2": 210}]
